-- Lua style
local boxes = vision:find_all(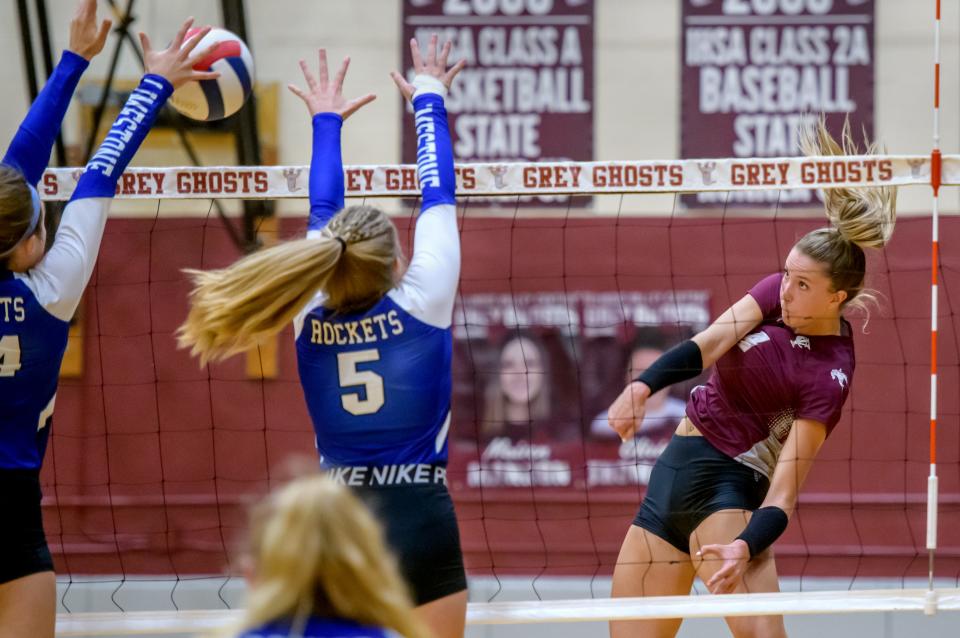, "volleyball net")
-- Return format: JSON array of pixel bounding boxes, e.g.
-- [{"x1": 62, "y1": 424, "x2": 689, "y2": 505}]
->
[{"x1": 41, "y1": 155, "x2": 960, "y2": 635}]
